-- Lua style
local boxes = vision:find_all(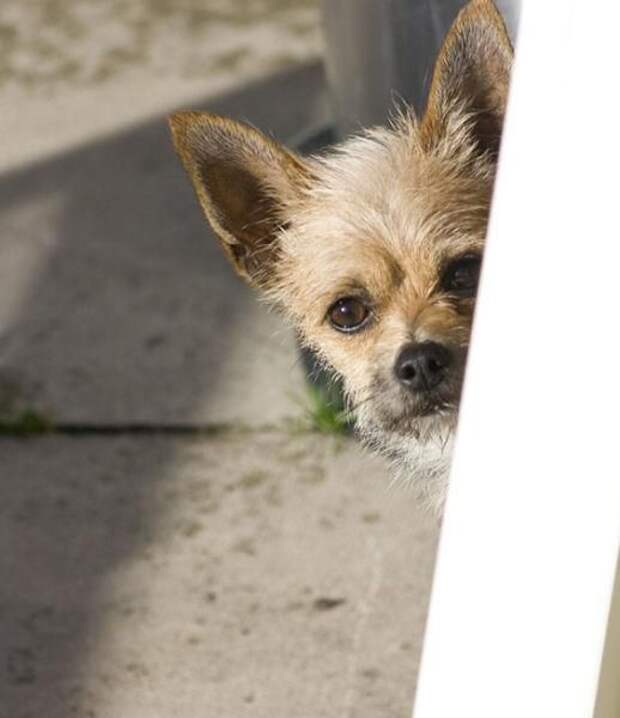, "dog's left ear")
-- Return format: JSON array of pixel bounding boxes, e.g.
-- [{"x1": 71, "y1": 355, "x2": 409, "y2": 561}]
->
[
  {"x1": 422, "y1": 0, "x2": 513, "y2": 158},
  {"x1": 169, "y1": 112, "x2": 310, "y2": 288}
]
